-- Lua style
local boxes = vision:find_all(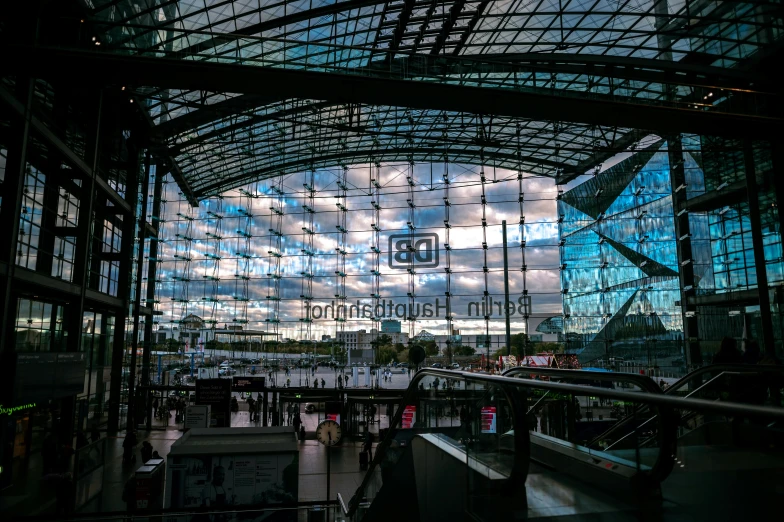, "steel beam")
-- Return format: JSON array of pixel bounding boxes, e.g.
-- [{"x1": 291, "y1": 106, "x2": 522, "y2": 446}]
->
[
  {"x1": 6, "y1": 47, "x2": 782, "y2": 141},
  {"x1": 744, "y1": 140, "x2": 775, "y2": 355},
  {"x1": 192, "y1": 146, "x2": 565, "y2": 197},
  {"x1": 0, "y1": 85, "x2": 132, "y2": 214},
  {"x1": 667, "y1": 136, "x2": 701, "y2": 366}
]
